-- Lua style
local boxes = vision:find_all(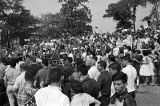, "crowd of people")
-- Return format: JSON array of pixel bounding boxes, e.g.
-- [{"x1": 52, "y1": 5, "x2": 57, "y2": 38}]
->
[{"x1": 0, "y1": 27, "x2": 160, "y2": 106}]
